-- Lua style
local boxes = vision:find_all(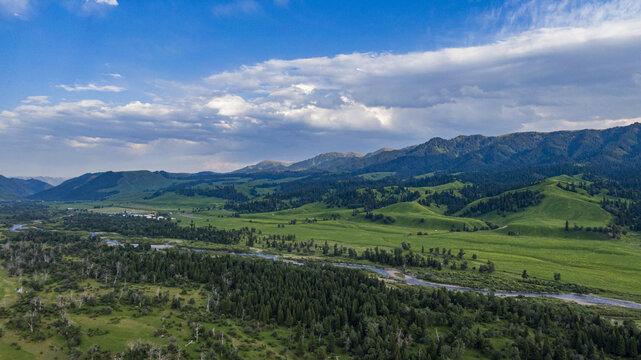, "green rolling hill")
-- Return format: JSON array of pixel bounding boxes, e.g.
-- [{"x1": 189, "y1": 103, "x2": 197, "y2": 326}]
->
[
  {"x1": 31, "y1": 171, "x2": 187, "y2": 201},
  {"x1": 456, "y1": 176, "x2": 613, "y2": 238},
  {"x1": 0, "y1": 174, "x2": 51, "y2": 198}
]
